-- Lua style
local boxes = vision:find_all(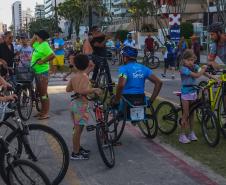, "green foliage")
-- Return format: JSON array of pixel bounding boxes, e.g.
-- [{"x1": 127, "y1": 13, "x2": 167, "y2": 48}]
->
[
  {"x1": 115, "y1": 30, "x2": 129, "y2": 42},
  {"x1": 141, "y1": 24, "x2": 157, "y2": 32},
  {"x1": 180, "y1": 22, "x2": 193, "y2": 39},
  {"x1": 29, "y1": 18, "x2": 59, "y2": 37}
]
